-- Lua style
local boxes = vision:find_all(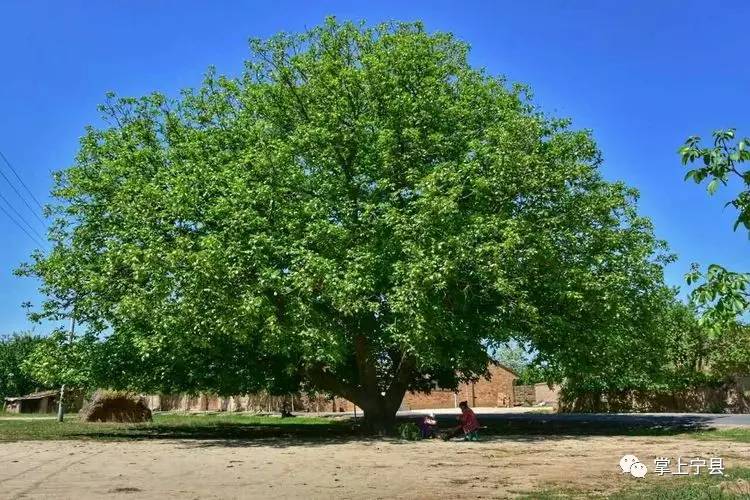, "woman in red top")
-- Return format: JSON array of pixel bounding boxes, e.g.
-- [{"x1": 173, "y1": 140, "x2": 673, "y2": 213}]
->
[{"x1": 442, "y1": 401, "x2": 480, "y2": 441}]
